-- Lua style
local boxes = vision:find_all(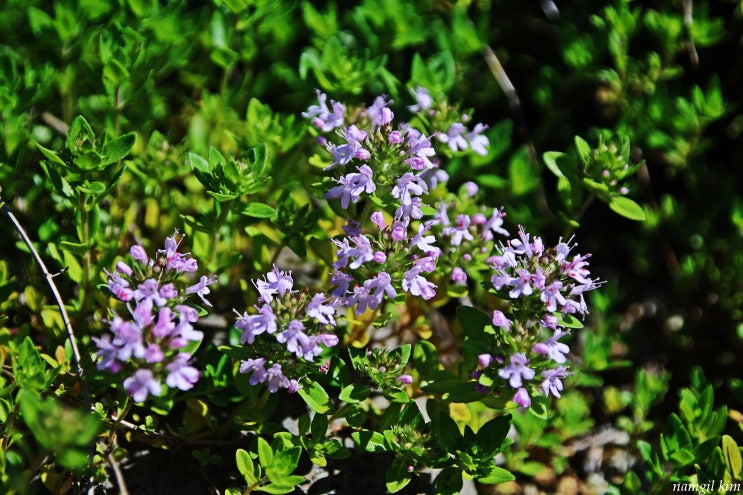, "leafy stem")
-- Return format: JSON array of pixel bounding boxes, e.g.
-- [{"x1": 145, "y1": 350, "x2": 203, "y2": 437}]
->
[
  {"x1": 78, "y1": 190, "x2": 94, "y2": 315},
  {"x1": 210, "y1": 199, "x2": 233, "y2": 269}
]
